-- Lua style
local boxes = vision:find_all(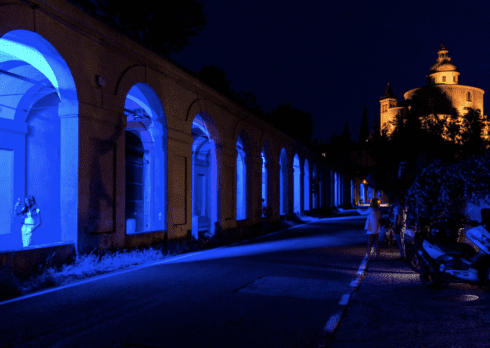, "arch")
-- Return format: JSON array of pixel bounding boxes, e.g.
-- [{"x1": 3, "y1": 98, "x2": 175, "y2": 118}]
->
[
  {"x1": 258, "y1": 132, "x2": 275, "y2": 157},
  {"x1": 360, "y1": 182, "x2": 366, "y2": 204},
  {"x1": 312, "y1": 163, "x2": 318, "y2": 209},
  {"x1": 233, "y1": 125, "x2": 252, "y2": 221},
  {"x1": 279, "y1": 148, "x2": 288, "y2": 215},
  {"x1": 0, "y1": 29, "x2": 78, "y2": 250},
  {"x1": 124, "y1": 83, "x2": 168, "y2": 234},
  {"x1": 191, "y1": 112, "x2": 220, "y2": 239},
  {"x1": 304, "y1": 159, "x2": 310, "y2": 211},
  {"x1": 260, "y1": 138, "x2": 274, "y2": 216},
  {"x1": 261, "y1": 146, "x2": 267, "y2": 215},
  {"x1": 236, "y1": 134, "x2": 247, "y2": 220},
  {"x1": 351, "y1": 179, "x2": 355, "y2": 206},
  {"x1": 186, "y1": 100, "x2": 222, "y2": 143},
  {"x1": 293, "y1": 154, "x2": 301, "y2": 214},
  {"x1": 115, "y1": 65, "x2": 146, "y2": 96}
]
